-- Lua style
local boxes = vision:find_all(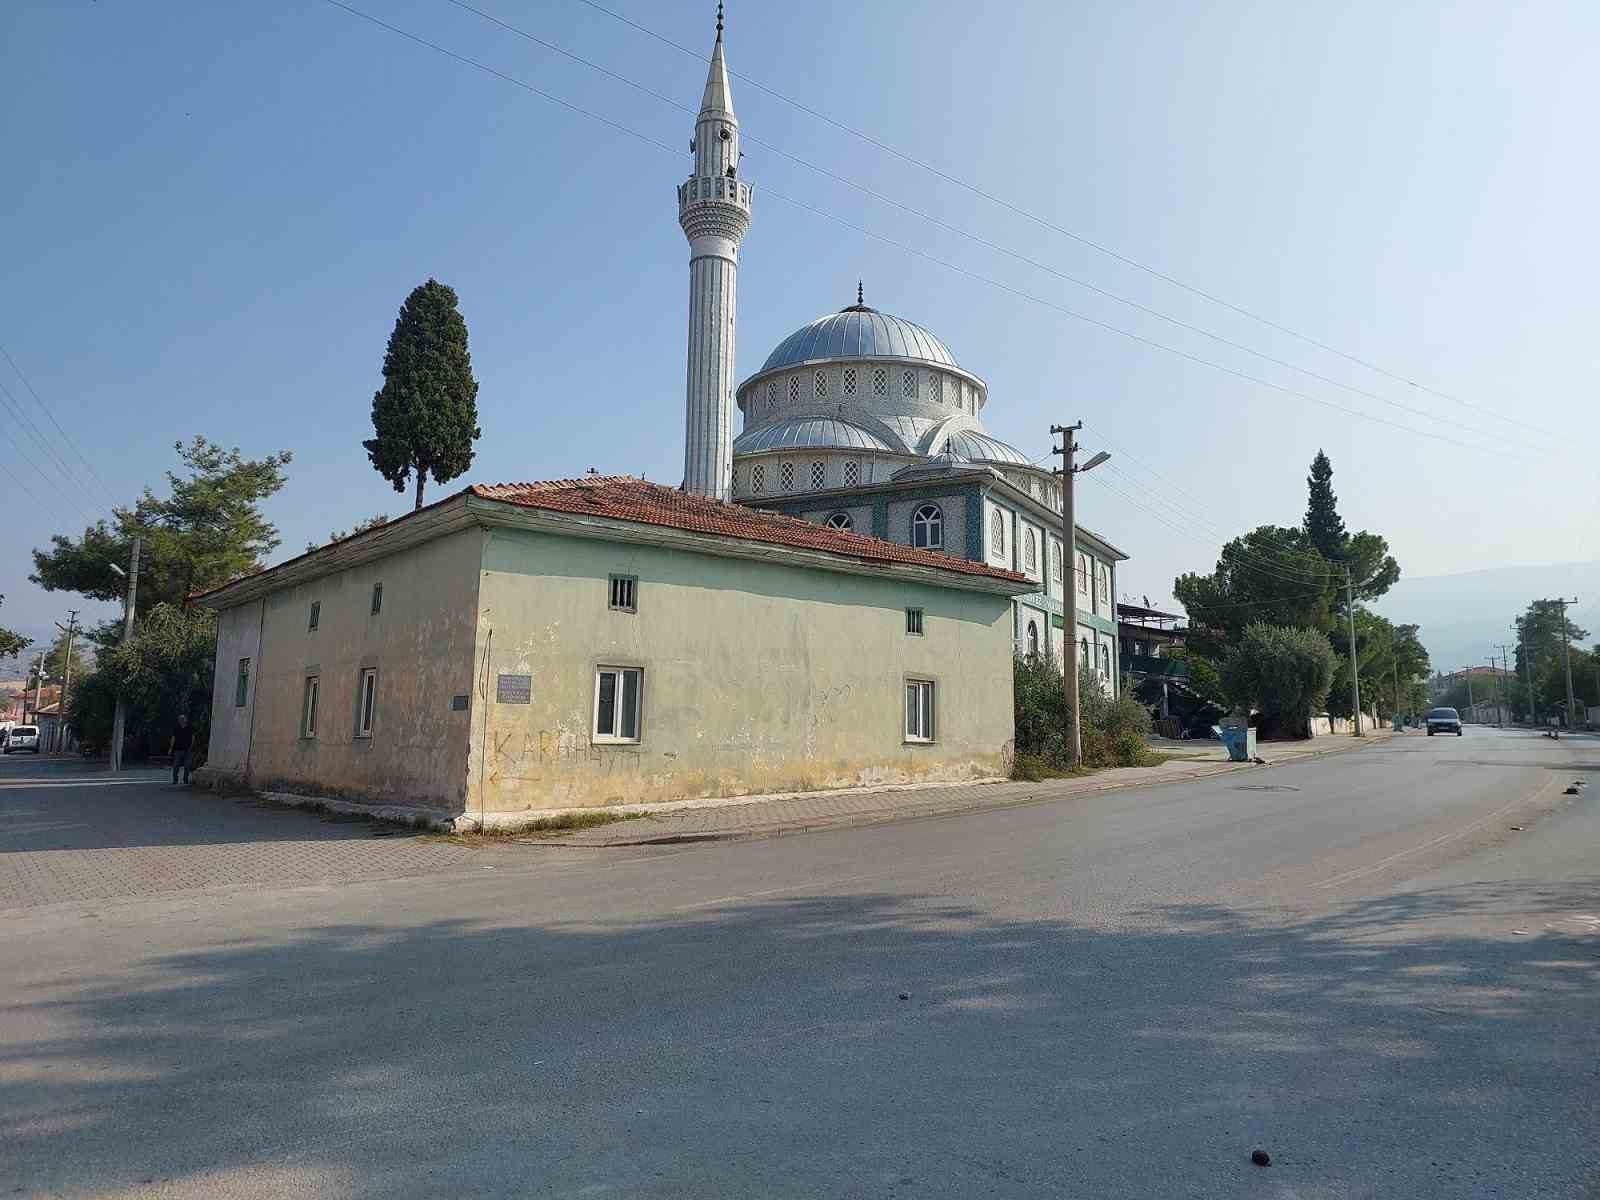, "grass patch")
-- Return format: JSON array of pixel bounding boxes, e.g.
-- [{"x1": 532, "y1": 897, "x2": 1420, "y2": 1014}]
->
[
  {"x1": 1011, "y1": 753, "x2": 1097, "y2": 782},
  {"x1": 427, "y1": 808, "x2": 649, "y2": 845}
]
